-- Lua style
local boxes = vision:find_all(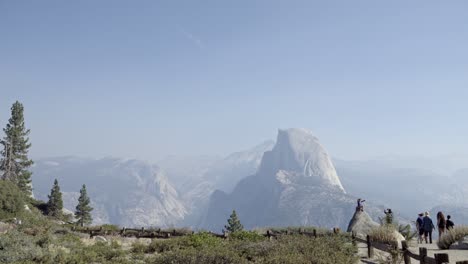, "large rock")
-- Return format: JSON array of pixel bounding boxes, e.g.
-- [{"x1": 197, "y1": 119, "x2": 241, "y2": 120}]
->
[
  {"x1": 347, "y1": 209, "x2": 405, "y2": 247},
  {"x1": 347, "y1": 209, "x2": 380, "y2": 235}
]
